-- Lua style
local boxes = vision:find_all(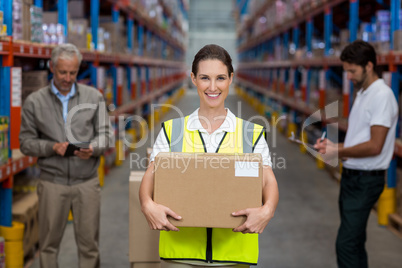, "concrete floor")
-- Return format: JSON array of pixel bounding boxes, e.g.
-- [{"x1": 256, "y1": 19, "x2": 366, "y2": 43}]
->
[{"x1": 29, "y1": 89, "x2": 402, "y2": 268}]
